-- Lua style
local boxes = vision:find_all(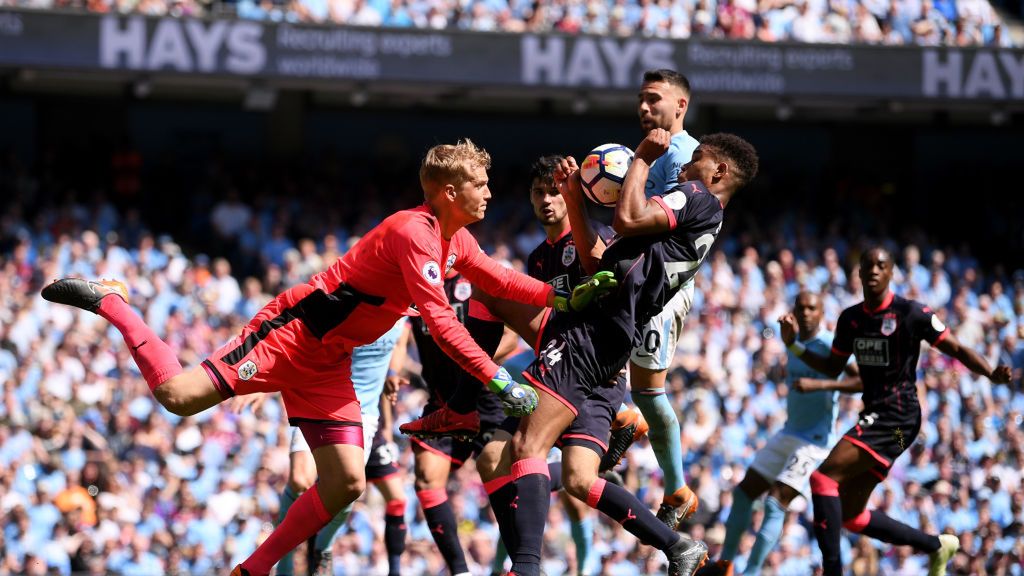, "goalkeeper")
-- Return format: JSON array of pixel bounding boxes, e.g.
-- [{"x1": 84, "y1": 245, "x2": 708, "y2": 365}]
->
[{"x1": 41, "y1": 139, "x2": 570, "y2": 576}]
